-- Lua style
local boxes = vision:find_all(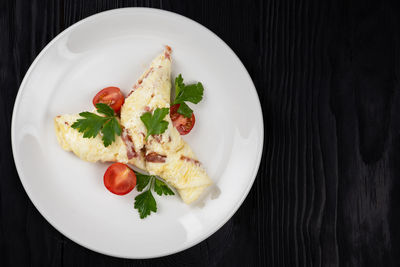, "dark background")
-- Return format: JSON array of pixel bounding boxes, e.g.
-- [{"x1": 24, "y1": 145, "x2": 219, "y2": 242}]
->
[{"x1": 1, "y1": 0, "x2": 400, "y2": 266}]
